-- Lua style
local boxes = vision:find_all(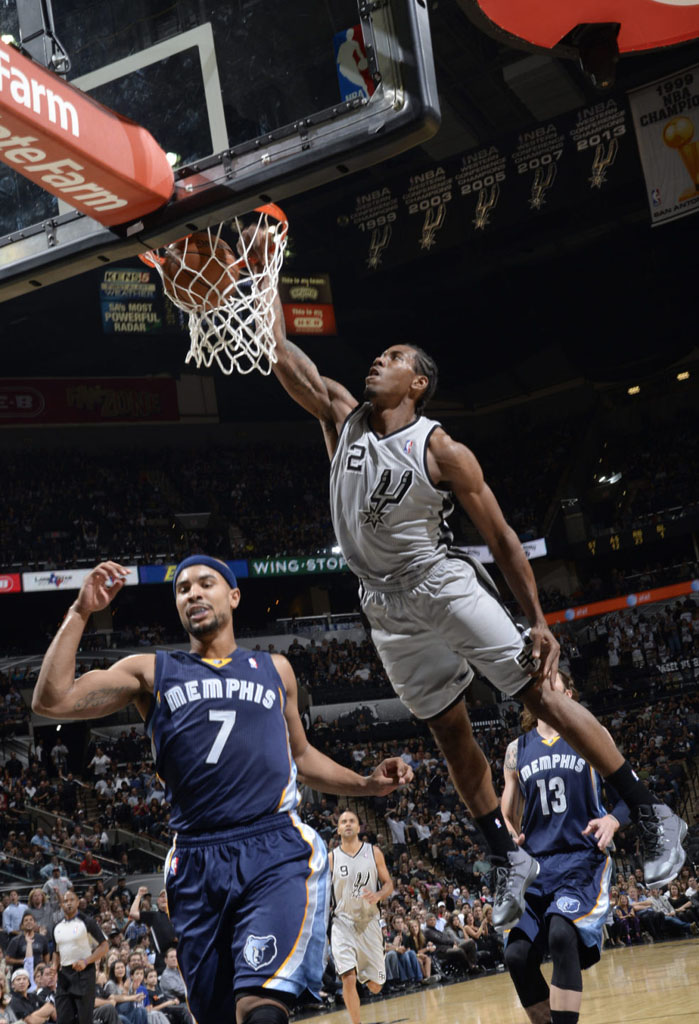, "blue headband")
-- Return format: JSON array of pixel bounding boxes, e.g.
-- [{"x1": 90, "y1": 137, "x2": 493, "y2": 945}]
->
[{"x1": 172, "y1": 556, "x2": 237, "y2": 595}]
